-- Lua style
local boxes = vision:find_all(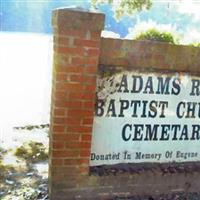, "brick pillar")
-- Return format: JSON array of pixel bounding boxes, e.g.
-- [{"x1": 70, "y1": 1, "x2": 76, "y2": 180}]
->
[{"x1": 50, "y1": 8, "x2": 105, "y2": 199}]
